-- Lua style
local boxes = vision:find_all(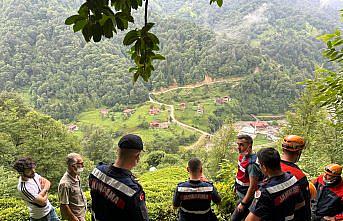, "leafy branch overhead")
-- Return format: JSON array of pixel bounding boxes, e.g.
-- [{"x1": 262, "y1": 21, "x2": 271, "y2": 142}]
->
[{"x1": 65, "y1": 0, "x2": 223, "y2": 82}]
